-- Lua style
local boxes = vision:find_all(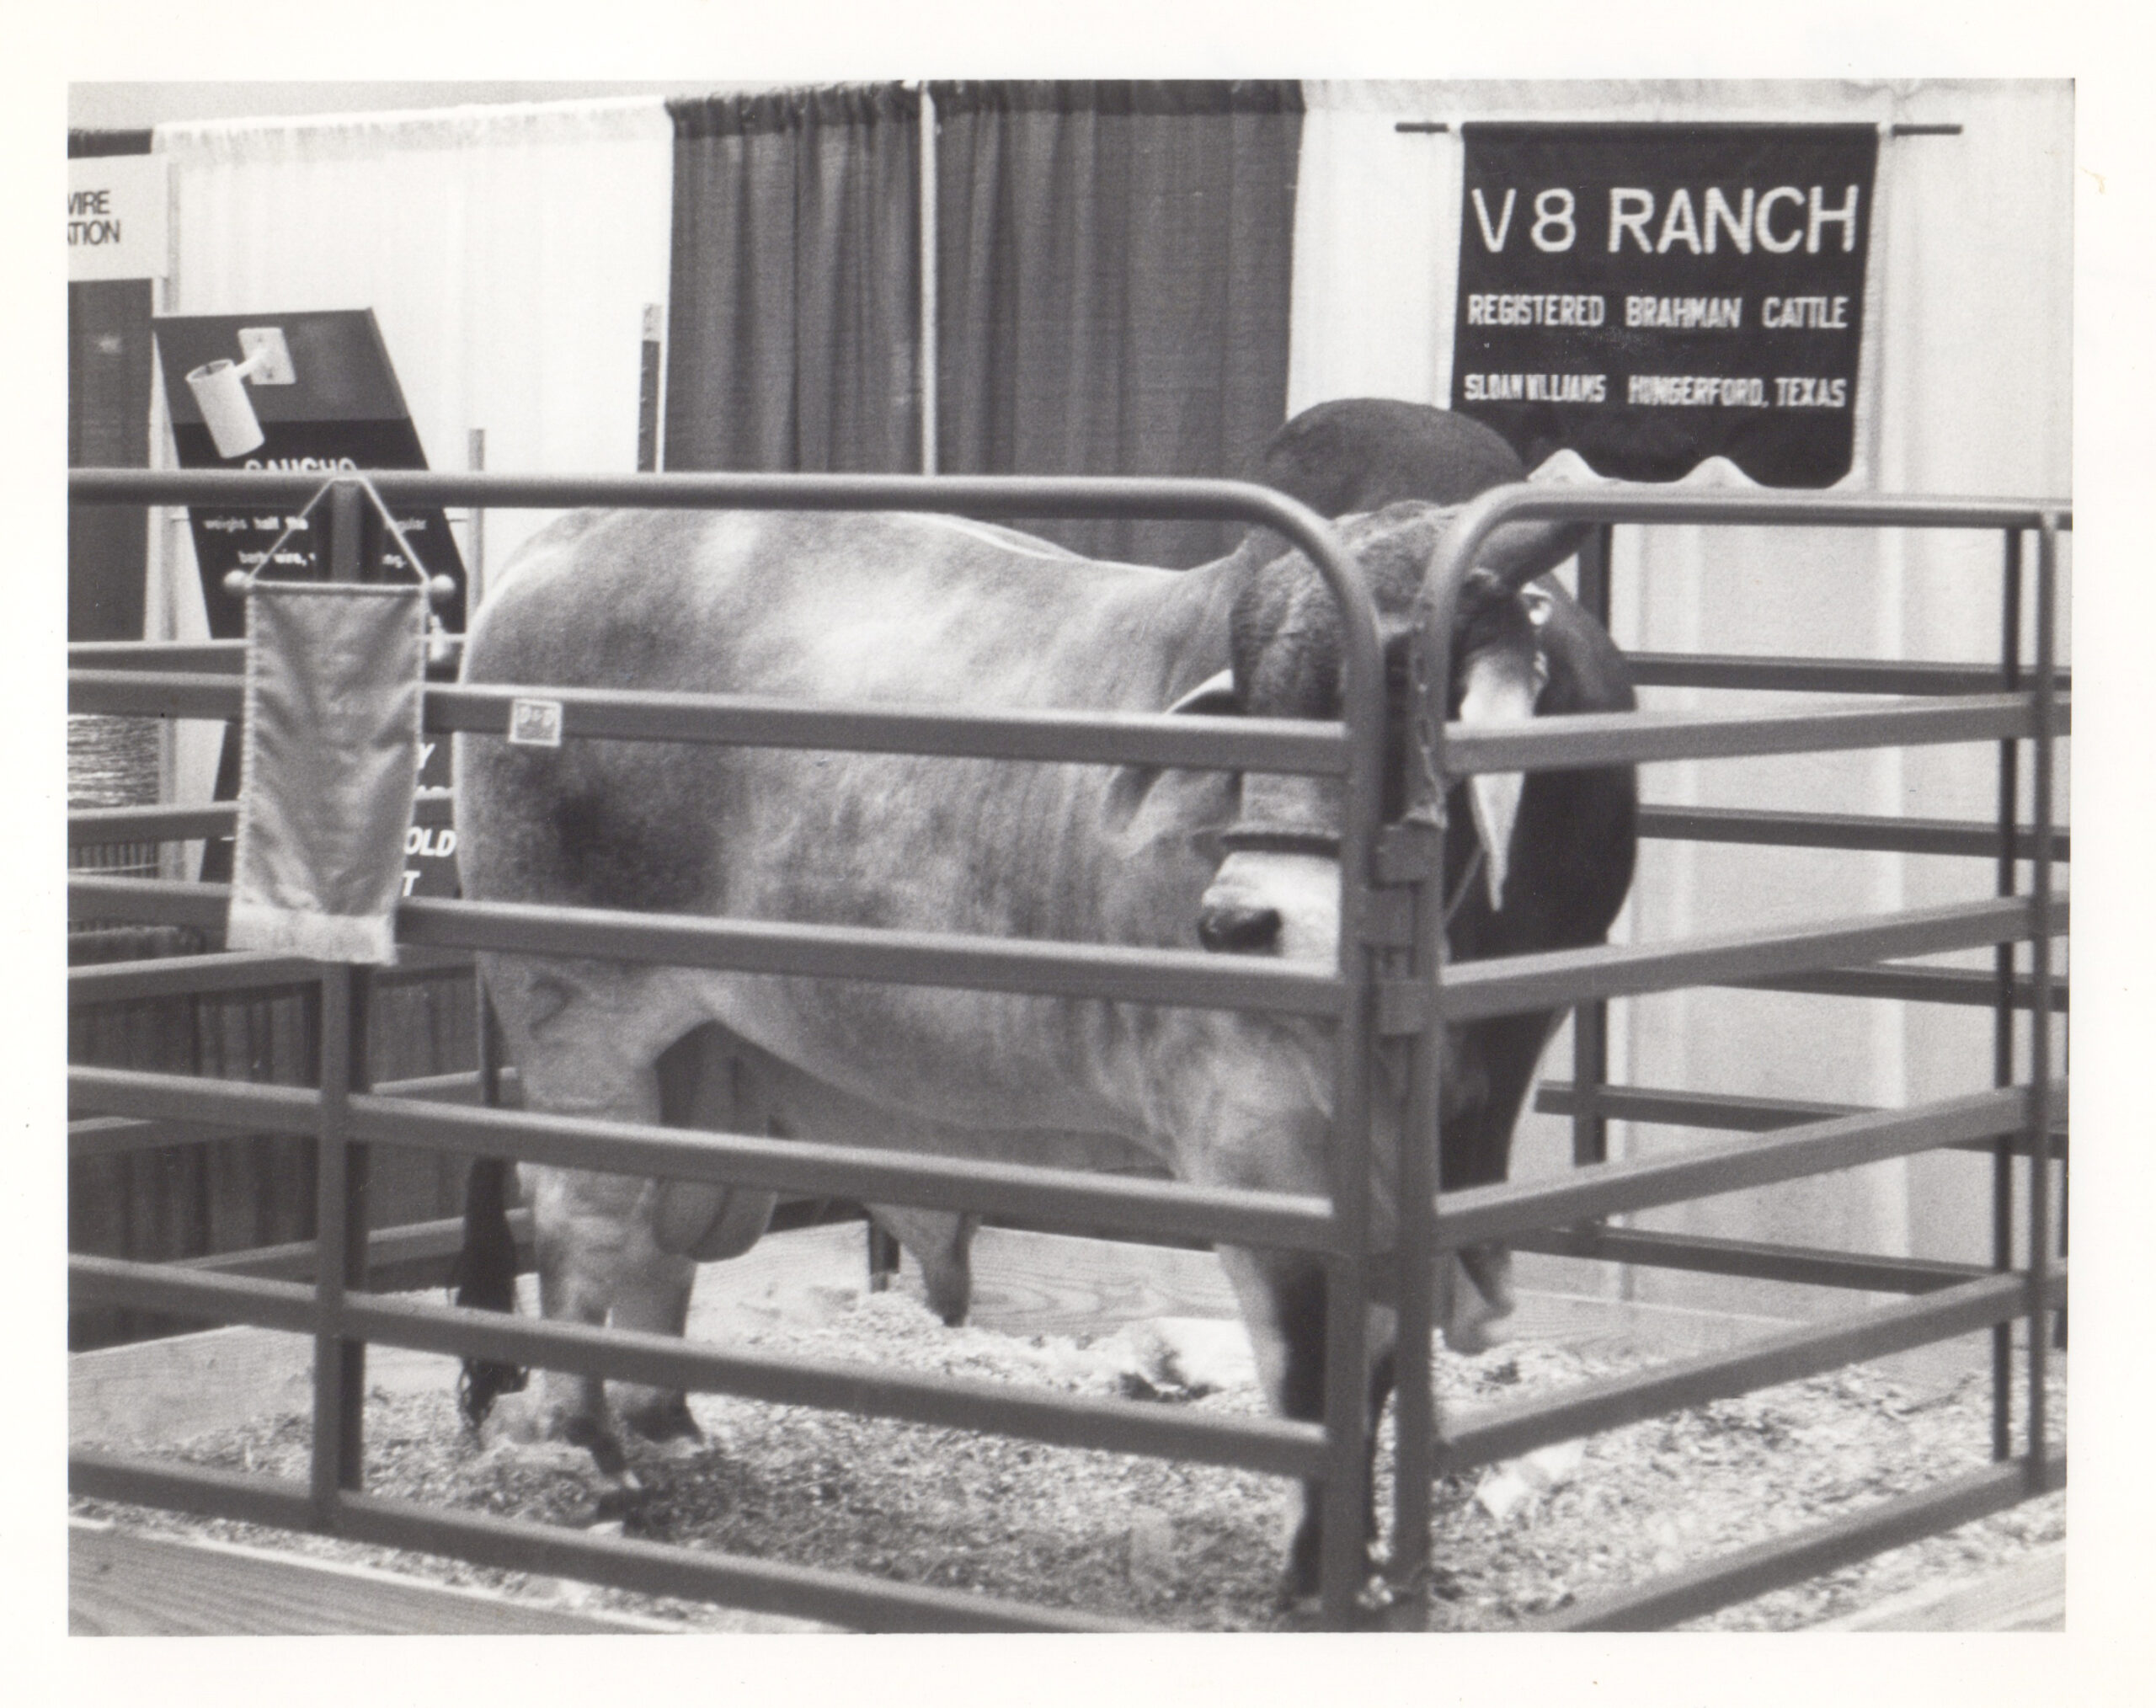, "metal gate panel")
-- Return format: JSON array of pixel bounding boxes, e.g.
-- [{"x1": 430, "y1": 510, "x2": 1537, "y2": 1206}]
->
[{"x1": 69, "y1": 468, "x2": 2068, "y2": 1631}]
